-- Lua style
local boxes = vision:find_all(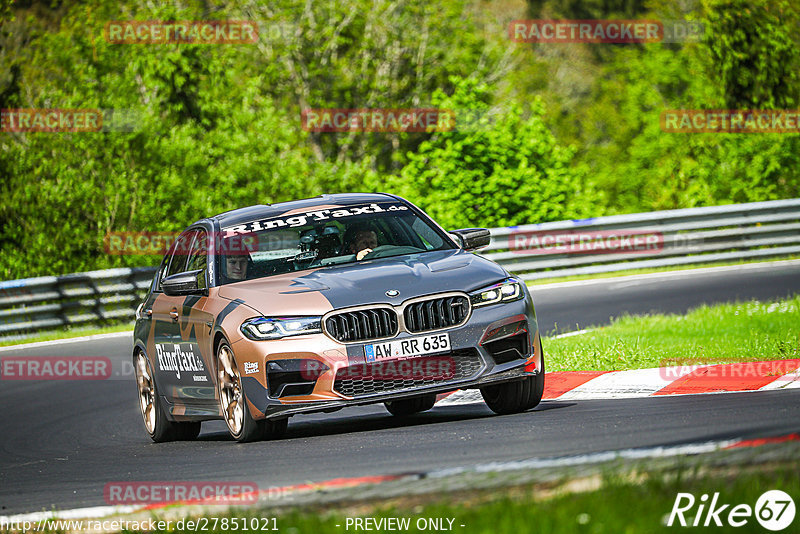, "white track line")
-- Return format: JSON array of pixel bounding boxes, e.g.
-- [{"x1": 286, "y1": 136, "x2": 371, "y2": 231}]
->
[
  {"x1": 551, "y1": 328, "x2": 591, "y2": 339},
  {"x1": 759, "y1": 371, "x2": 800, "y2": 391},
  {"x1": 426, "y1": 438, "x2": 741, "y2": 478},
  {"x1": 437, "y1": 390, "x2": 484, "y2": 406},
  {"x1": 529, "y1": 258, "x2": 800, "y2": 291},
  {"x1": 0, "y1": 331, "x2": 132, "y2": 352},
  {"x1": 0, "y1": 505, "x2": 141, "y2": 523}
]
